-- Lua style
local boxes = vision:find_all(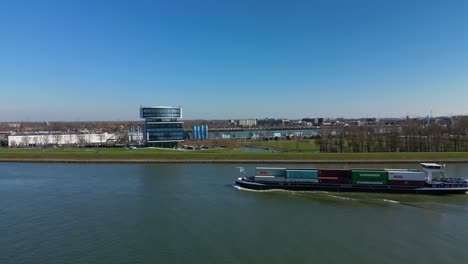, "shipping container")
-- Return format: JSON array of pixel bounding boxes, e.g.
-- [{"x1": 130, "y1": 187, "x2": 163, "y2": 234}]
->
[
  {"x1": 286, "y1": 170, "x2": 318, "y2": 179},
  {"x1": 255, "y1": 167, "x2": 286, "y2": 177},
  {"x1": 287, "y1": 168, "x2": 318, "y2": 170},
  {"x1": 286, "y1": 178, "x2": 319, "y2": 183},
  {"x1": 387, "y1": 171, "x2": 426, "y2": 181},
  {"x1": 319, "y1": 177, "x2": 352, "y2": 184},
  {"x1": 352, "y1": 180, "x2": 388, "y2": 185},
  {"x1": 318, "y1": 169, "x2": 352, "y2": 178},
  {"x1": 254, "y1": 176, "x2": 285, "y2": 182},
  {"x1": 352, "y1": 170, "x2": 388, "y2": 181},
  {"x1": 388, "y1": 180, "x2": 426, "y2": 186}
]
